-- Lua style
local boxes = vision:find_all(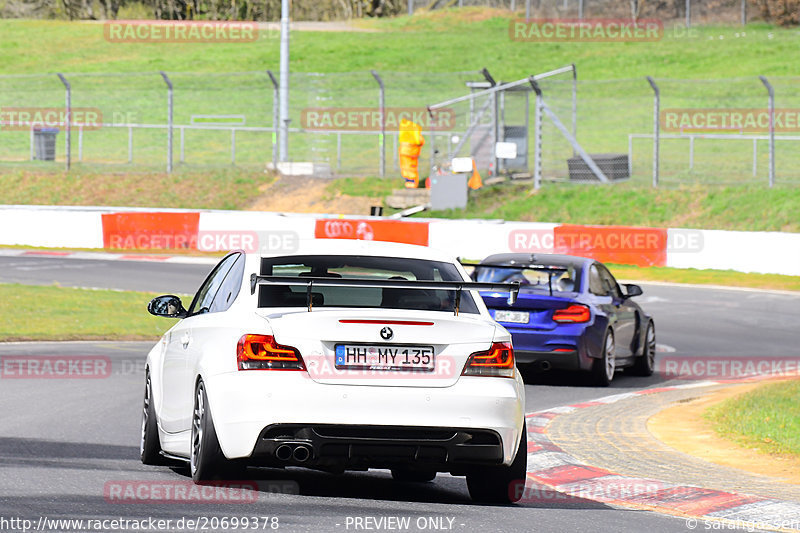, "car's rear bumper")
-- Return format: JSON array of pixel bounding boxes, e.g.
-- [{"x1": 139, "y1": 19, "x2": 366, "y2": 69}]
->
[
  {"x1": 204, "y1": 371, "x2": 525, "y2": 467},
  {"x1": 515, "y1": 349, "x2": 582, "y2": 370},
  {"x1": 503, "y1": 324, "x2": 595, "y2": 371},
  {"x1": 250, "y1": 424, "x2": 504, "y2": 471}
]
